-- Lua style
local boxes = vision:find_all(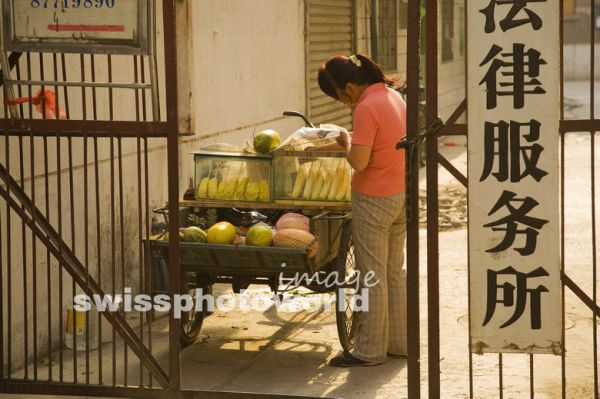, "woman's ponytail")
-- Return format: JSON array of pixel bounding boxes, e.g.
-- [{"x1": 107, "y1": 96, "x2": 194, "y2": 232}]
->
[
  {"x1": 355, "y1": 54, "x2": 395, "y2": 86},
  {"x1": 318, "y1": 53, "x2": 396, "y2": 100}
]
